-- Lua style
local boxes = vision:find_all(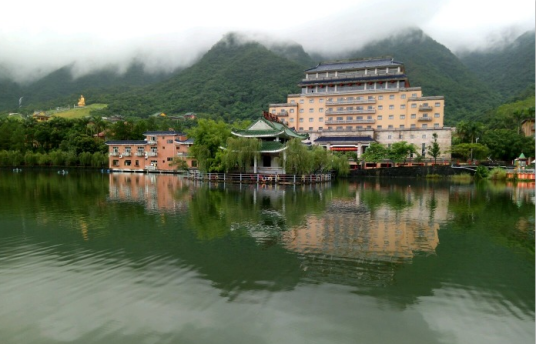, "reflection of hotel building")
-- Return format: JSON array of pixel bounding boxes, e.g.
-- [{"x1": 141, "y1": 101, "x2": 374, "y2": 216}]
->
[
  {"x1": 108, "y1": 174, "x2": 193, "y2": 213},
  {"x1": 105, "y1": 131, "x2": 196, "y2": 172},
  {"x1": 269, "y1": 57, "x2": 452, "y2": 158},
  {"x1": 281, "y1": 184, "x2": 448, "y2": 284}
]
